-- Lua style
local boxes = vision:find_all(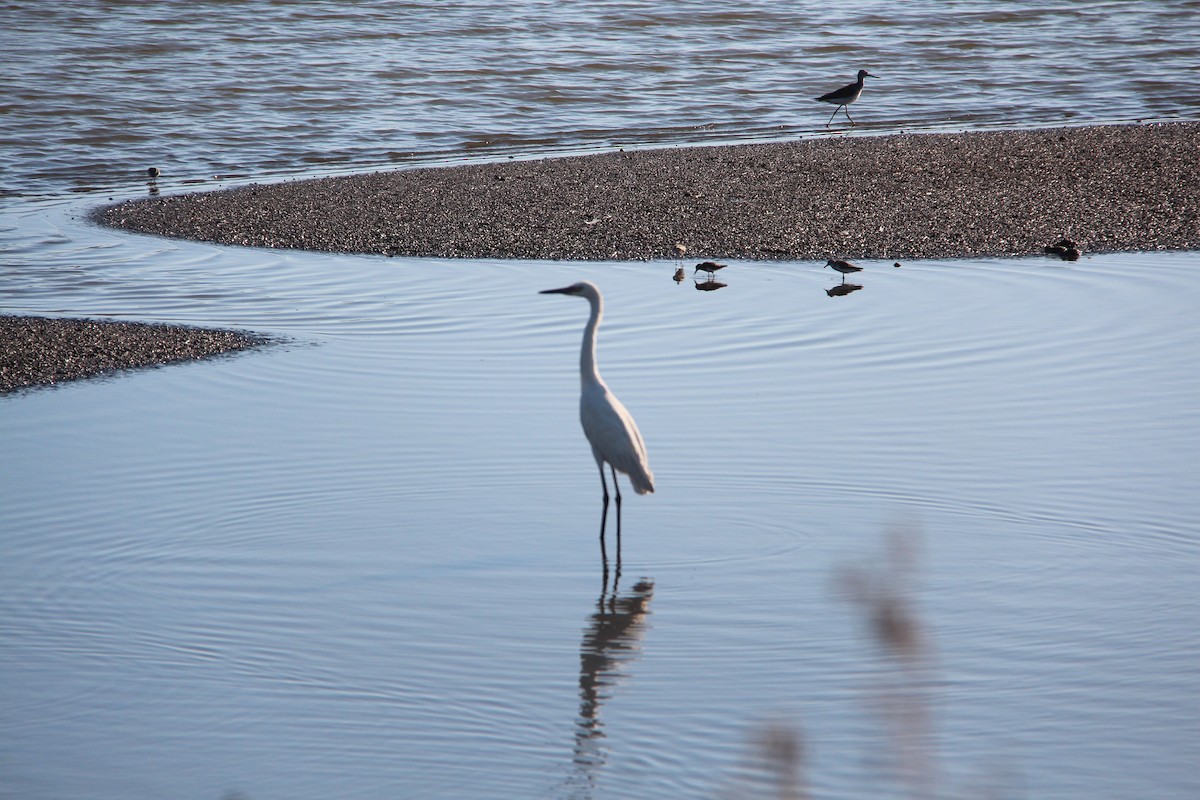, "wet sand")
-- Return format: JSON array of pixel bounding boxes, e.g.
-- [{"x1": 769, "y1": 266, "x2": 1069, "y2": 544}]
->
[
  {"x1": 1, "y1": 316, "x2": 265, "y2": 395},
  {"x1": 94, "y1": 122, "x2": 1200, "y2": 261}
]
